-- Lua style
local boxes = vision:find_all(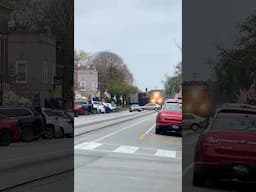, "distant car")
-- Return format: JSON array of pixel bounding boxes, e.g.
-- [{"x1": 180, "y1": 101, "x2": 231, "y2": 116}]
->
[
  {"x1": 41, "y1": 108, "x2": 73, "y2": 138},
  {"x1": 193, "y1": 103, "x2": 256, "y2": 186},
  {"x1": 155, "y1": 103, "x2": 182, "y2": 136},
  {"x1": 0, "y1": 106, "x2": 45, "y2": 142},
  {"x1": 182, "y1": 113, "x2": 208, "y2": 131},
  {"x1": 75, "y1": 100, "x2": 92, "y2": 115},
  {"x1": 74, "y1": 104, "x2": 85, "y2": 116},
  {"x1": 129, "y1": 104, "x2": 143, "y2": 112},
  {"x1": 142, "y1": 103, "x2": 161, "y2": 111},
  {"x1": 91, "y1": 101, "x2": 106, "y2": 113},
  {"x1": 0, "y1": 115, "x2": 20, "y2": 146}
]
